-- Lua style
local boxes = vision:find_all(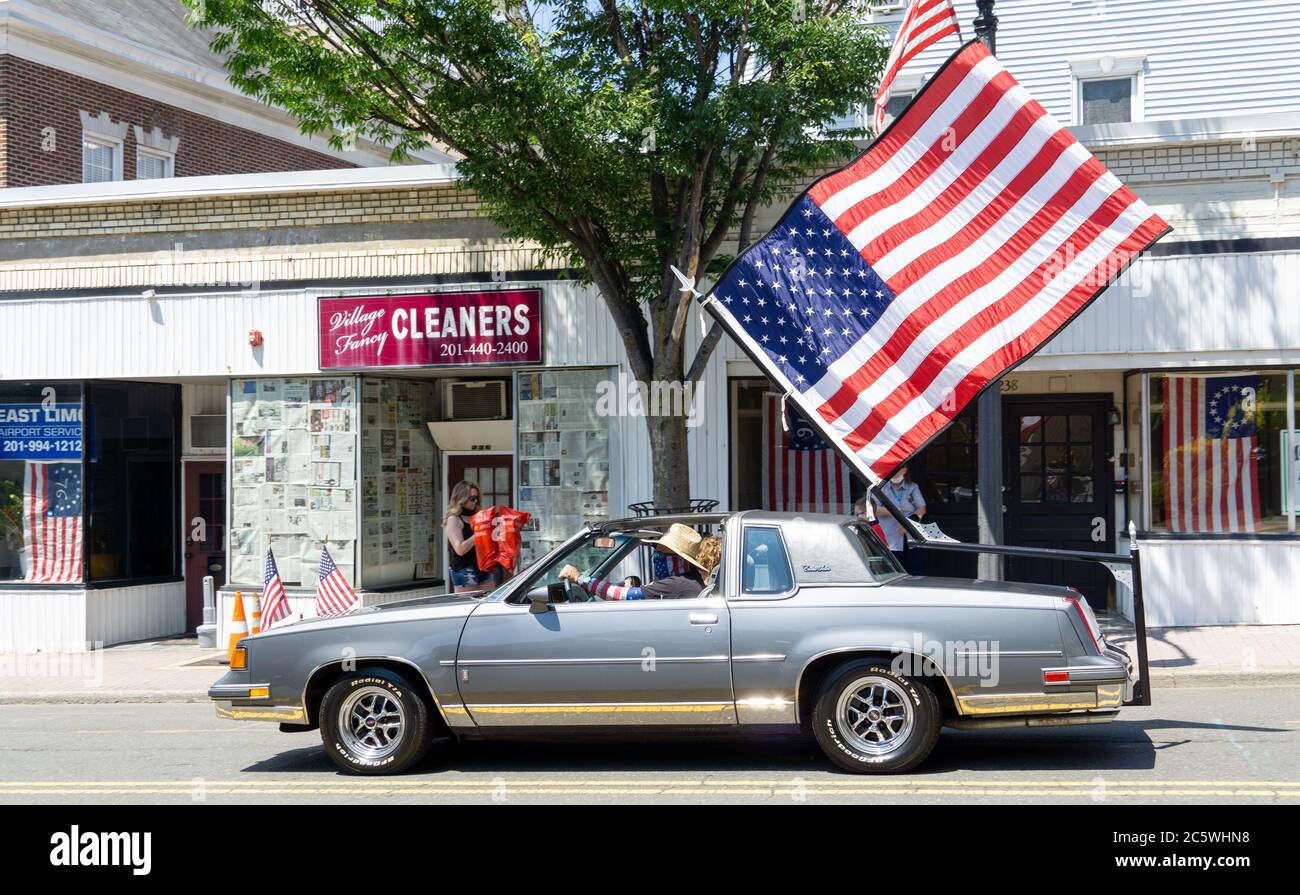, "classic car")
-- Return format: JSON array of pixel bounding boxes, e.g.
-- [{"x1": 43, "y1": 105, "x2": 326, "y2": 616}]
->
[{"x1": 210, "y1": 511, "x2": 1136, "y2": 775}]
